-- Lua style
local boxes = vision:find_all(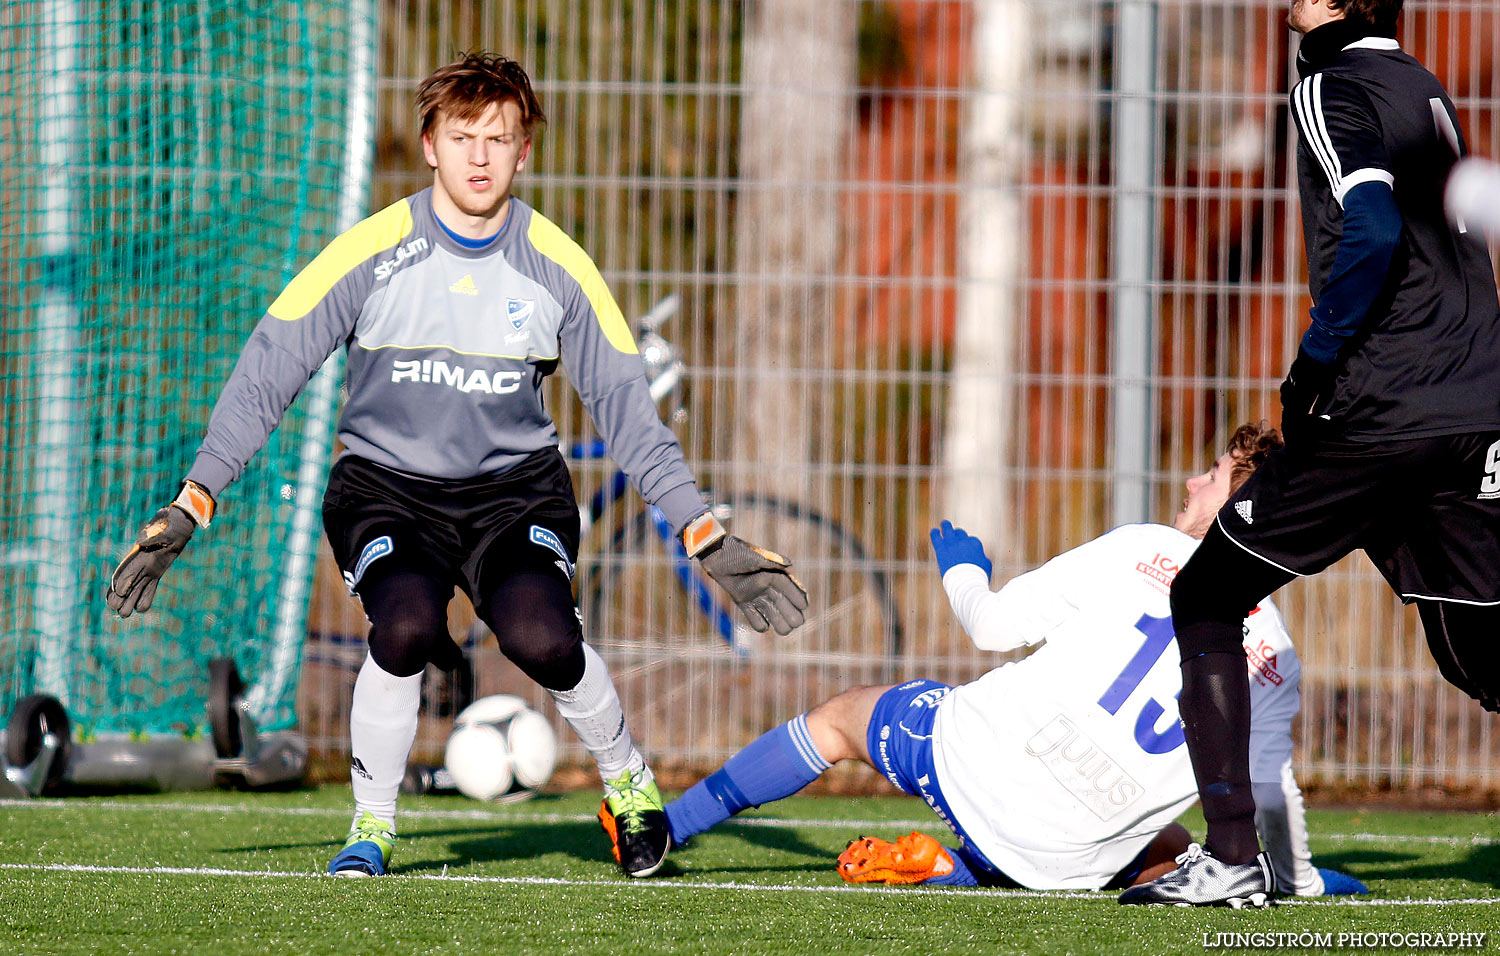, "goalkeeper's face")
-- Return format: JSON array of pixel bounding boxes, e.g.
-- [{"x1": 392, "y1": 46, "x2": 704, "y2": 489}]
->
[
  {"x1": 1173, "y1": 451, "x2": 1237, "y2": 539},
  {"x1": 423, "y1": 100, "x2": 532, "y2": 220}
]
